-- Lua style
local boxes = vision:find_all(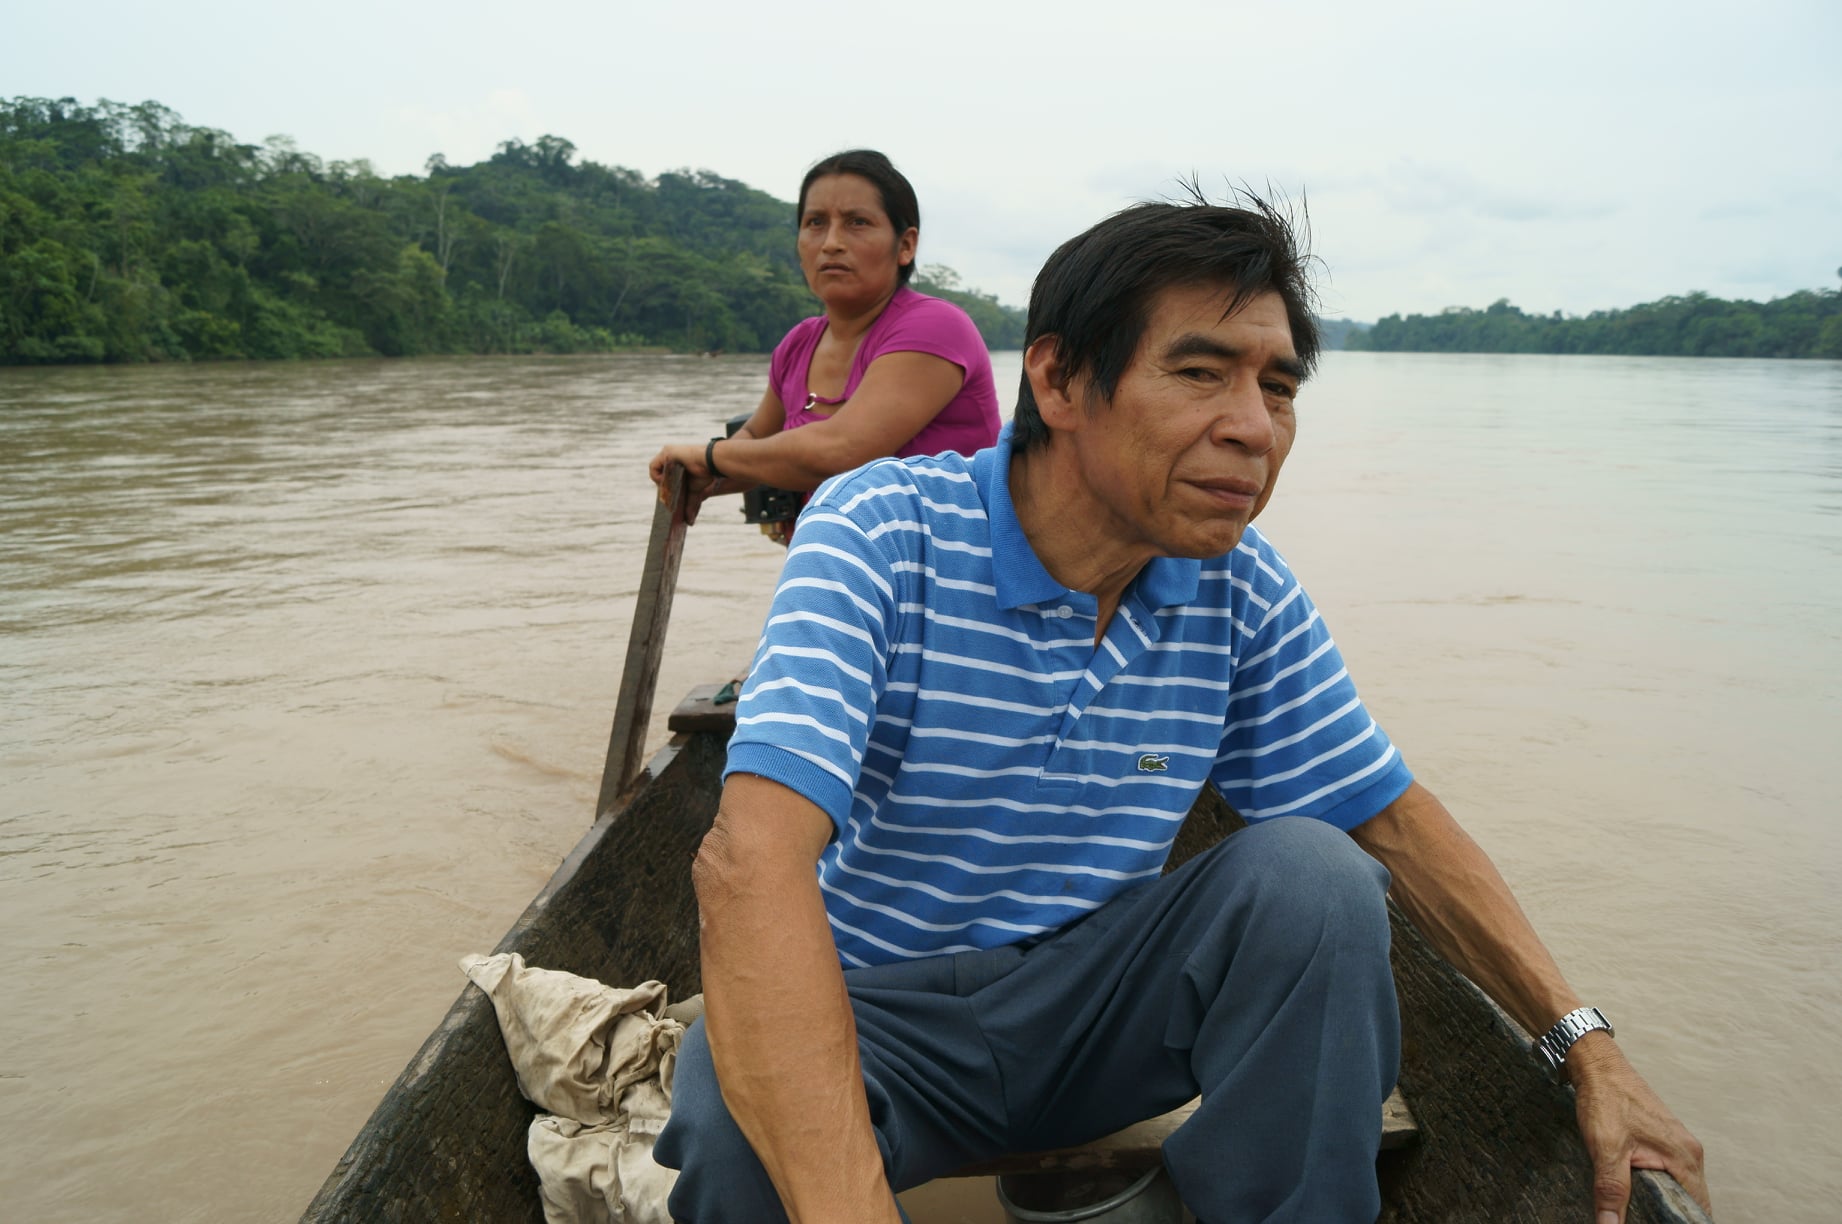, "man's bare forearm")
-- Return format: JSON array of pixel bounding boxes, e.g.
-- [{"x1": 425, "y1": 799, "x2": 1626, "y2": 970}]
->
[
  {"x1": 1351, "y1": 781, "x2": 1579, "y2": 1036},
  {"x1": 692, "y1": 774, "x2": 901, "y2": 1224},
  {"x1": 1351, "y1": 782, "x2": 1710, "y2": 1217}
]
